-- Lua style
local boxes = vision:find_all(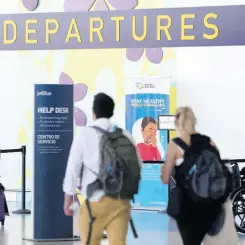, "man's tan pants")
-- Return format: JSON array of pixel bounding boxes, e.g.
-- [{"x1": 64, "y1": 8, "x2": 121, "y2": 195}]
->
[{"x1": 78, "y1": 196, "x2": 131, "y2": 245}]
